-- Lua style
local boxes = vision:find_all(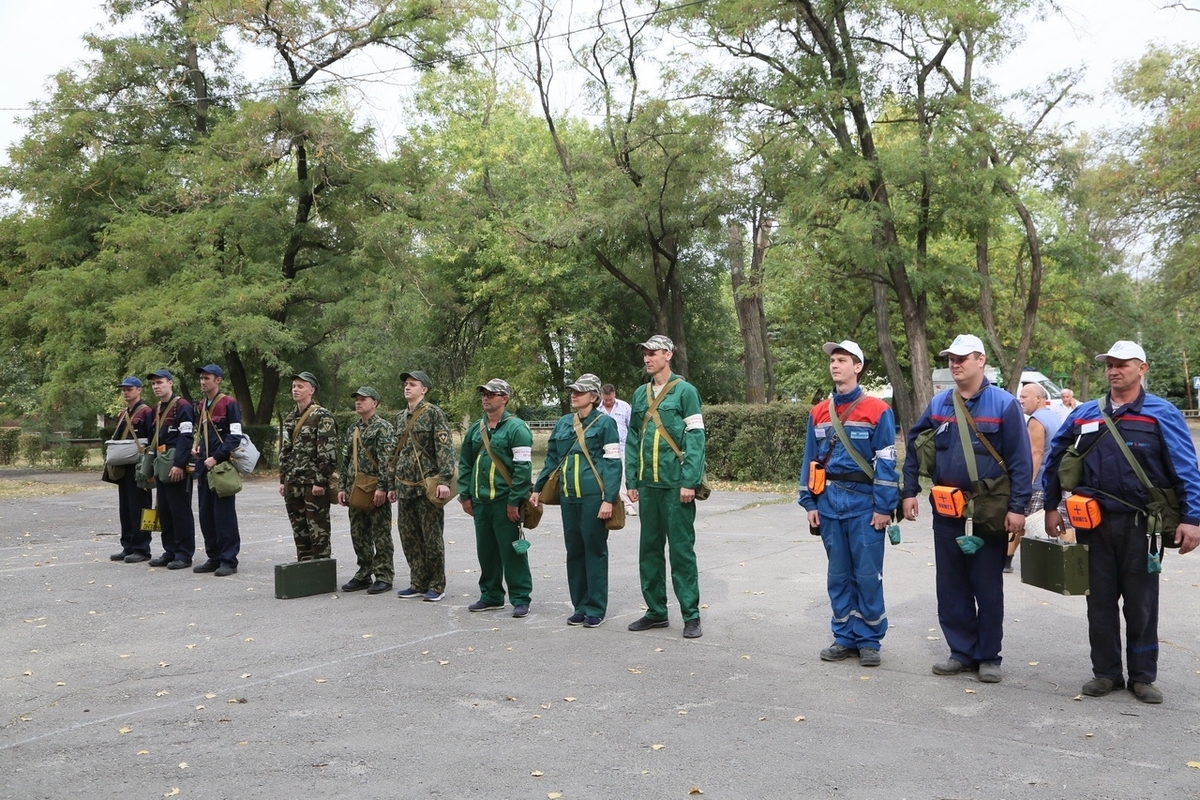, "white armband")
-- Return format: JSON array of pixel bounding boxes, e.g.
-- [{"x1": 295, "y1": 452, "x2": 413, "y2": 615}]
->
[
  {"x1": 229, "y1": 423, "x2": 243, "y2": 436},
  {"x1": 511, "y1": 446, "x2": 532, "y2": 462},
  {"x1": 875, "y1": 445, "x2": 896, "y2": 461},
  {"x1": 178, "y1": 422, "x2": 193, "y2": 435},
  {"x1": 684, "y1": 414, "x2": 704, "y2": 431},
  {"x1": 602, "y1": 443, "x2": 621, "y2": 459}
]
